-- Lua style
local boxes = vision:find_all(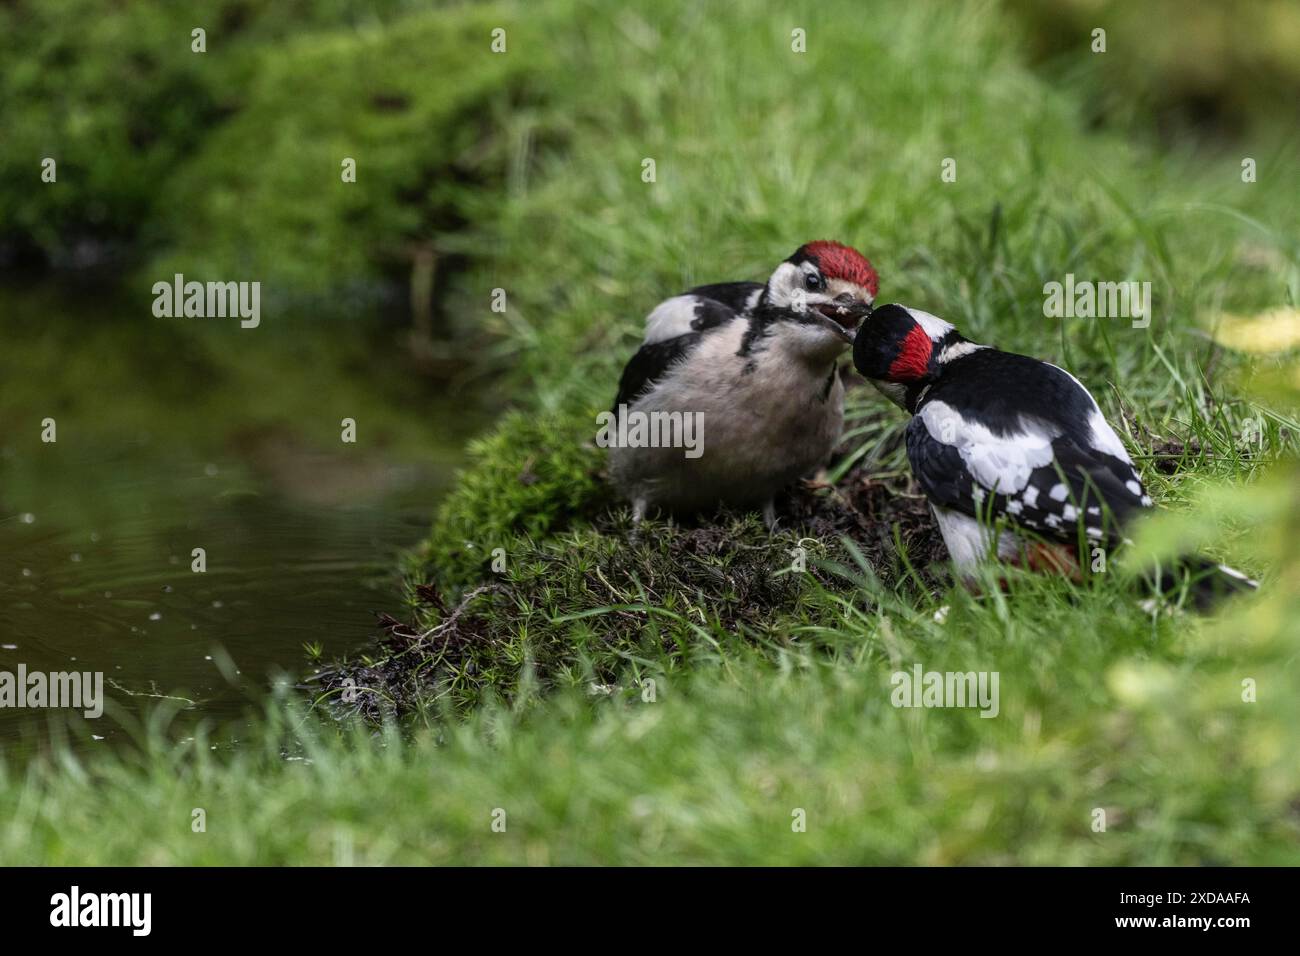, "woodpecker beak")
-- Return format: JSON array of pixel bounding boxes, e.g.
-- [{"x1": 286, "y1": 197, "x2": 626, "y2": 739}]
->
[{"x1": 813, "y1": 297, "x2": 874, "y2": 342}]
